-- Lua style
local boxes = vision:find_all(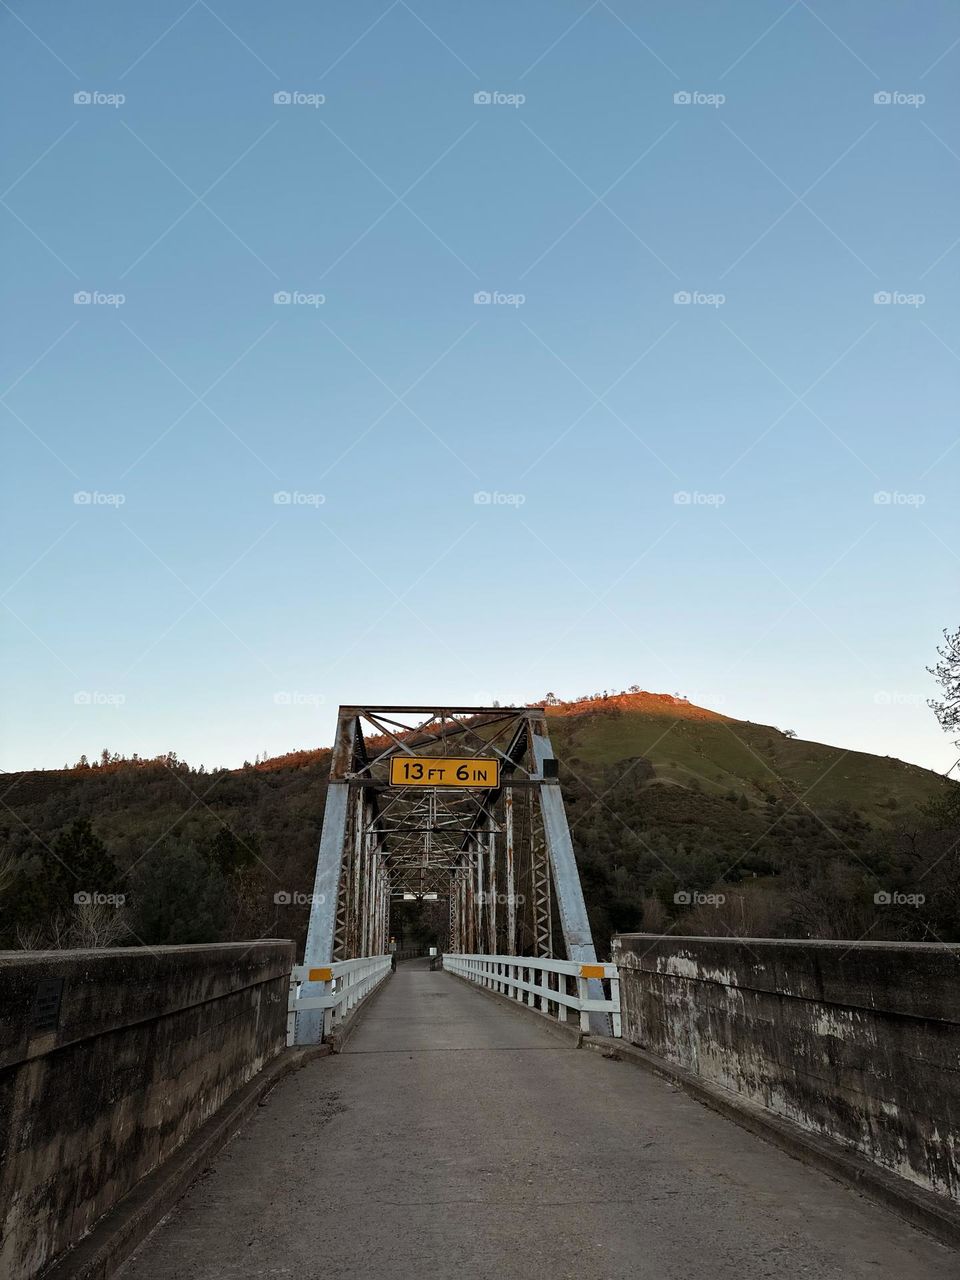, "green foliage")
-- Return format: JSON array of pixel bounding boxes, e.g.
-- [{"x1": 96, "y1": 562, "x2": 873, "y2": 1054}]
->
[
  {"x1": 203, "y1": 826, "x2": 260, "y2": 877},
  {"x1": 558, "y1": 732, "x2": 960, "y2": 947},
  {"x1": 50, "y1": 818, "x2": 119, "y2": 899},
  {"x1": 1, "y1": 819, "x2": 121, "y2": 945},
  {"x1": 132, "y1": 842, "x2": 229, "y2": 945},
  {"x1": 3, "y1": 707, "x2": 958, "y2": 953},
  {"x1": 929, "y1": 627, "x2": 960, "y2": 750}
]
